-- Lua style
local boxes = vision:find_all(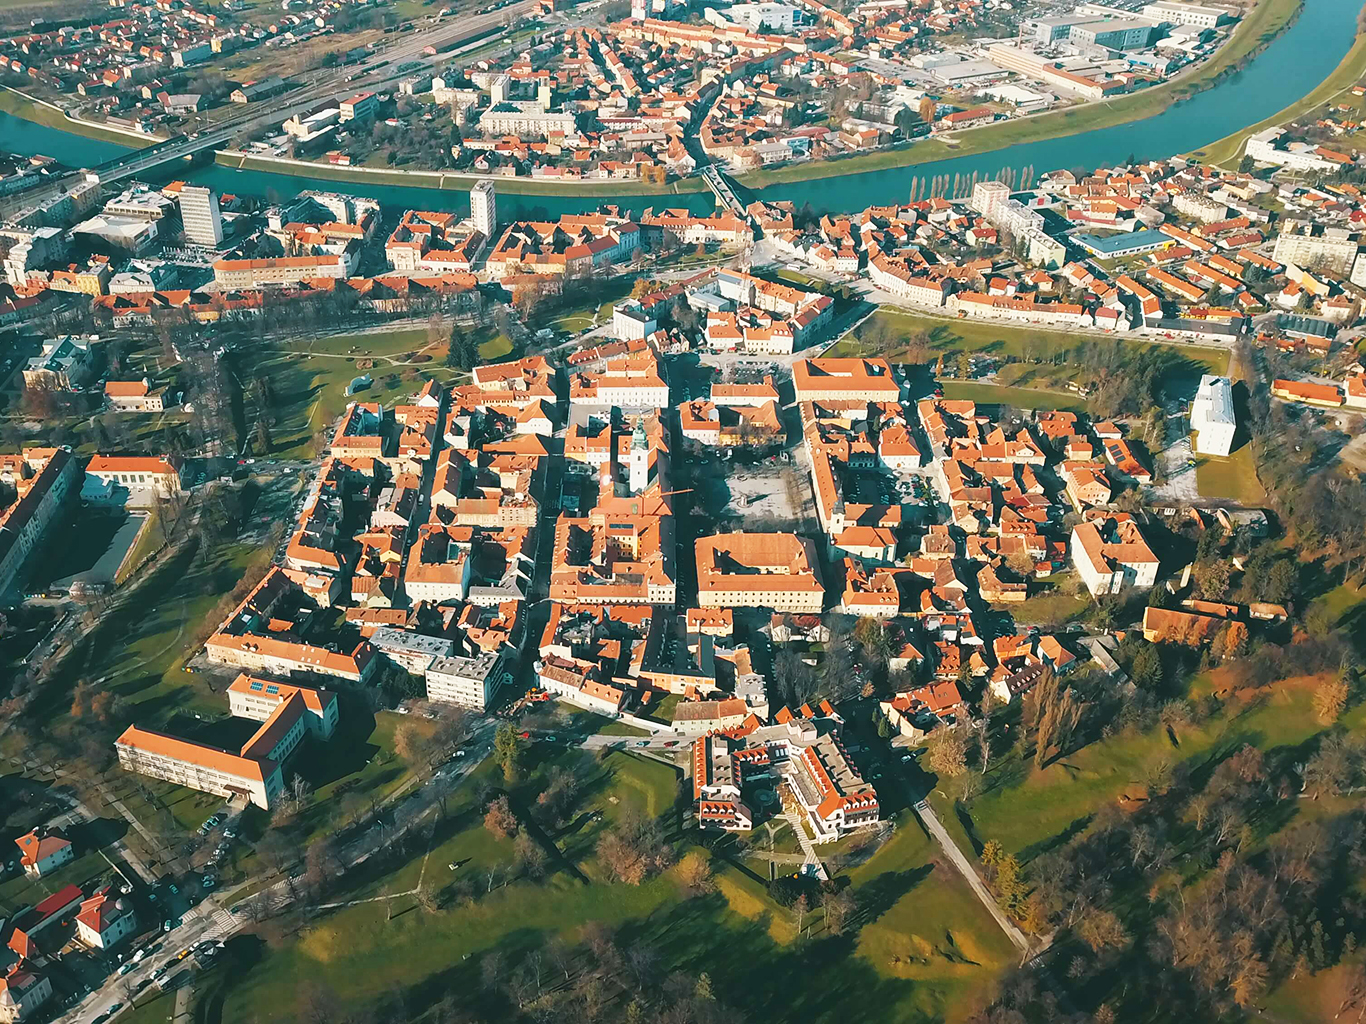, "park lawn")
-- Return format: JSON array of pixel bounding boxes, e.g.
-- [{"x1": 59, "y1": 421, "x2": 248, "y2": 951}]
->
[
  {"x1": 294, "y1": 709, "x2": 438, "y2": 846},
  {"x1": 641, "y1": 692, "x2": 683, "y2": 723},
  {"x1": 942, "y1": 381, "x2": 1088, "y2": 413},
  {"x1": 1006, "y1": 583, "x2": 1091, "y2": 625},
  {"x1": 117, "y1": 989, "x2": 177, "y2": 1024},
  {"x1": 246, "y1": 345, "x2": 450, "y2": 458},
  {"x1": 1193, "y1": 442, "x2": 1266, "y2": 504},
  {"x1": 831, "y1": 308, "x2": 1230, "y2": 376},
  {"x1": 954, "y1": 685, "x2": 1364, "y2": 862},
  {"x1": 600, "y1": 720, "x2": 653, "y2": 737},
  {"x1": 306, "y1": 327, "x2": 439, "y2": 359},
  {"x1": 847, "y1": 822, "x2": 1018, "y2": 1018},
  {"x1": 100, "y1": 538, "x2": 270, "y2": 721},
  {"x1": 478, "y1": 333, "x2": 514, "y2": 360},
  {"x1": 219, "y1": 750, "x2": 1014, "y2": 1024},
  {"x1": 110, "y1": 773, "x2": 225, "y2": 836}
]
